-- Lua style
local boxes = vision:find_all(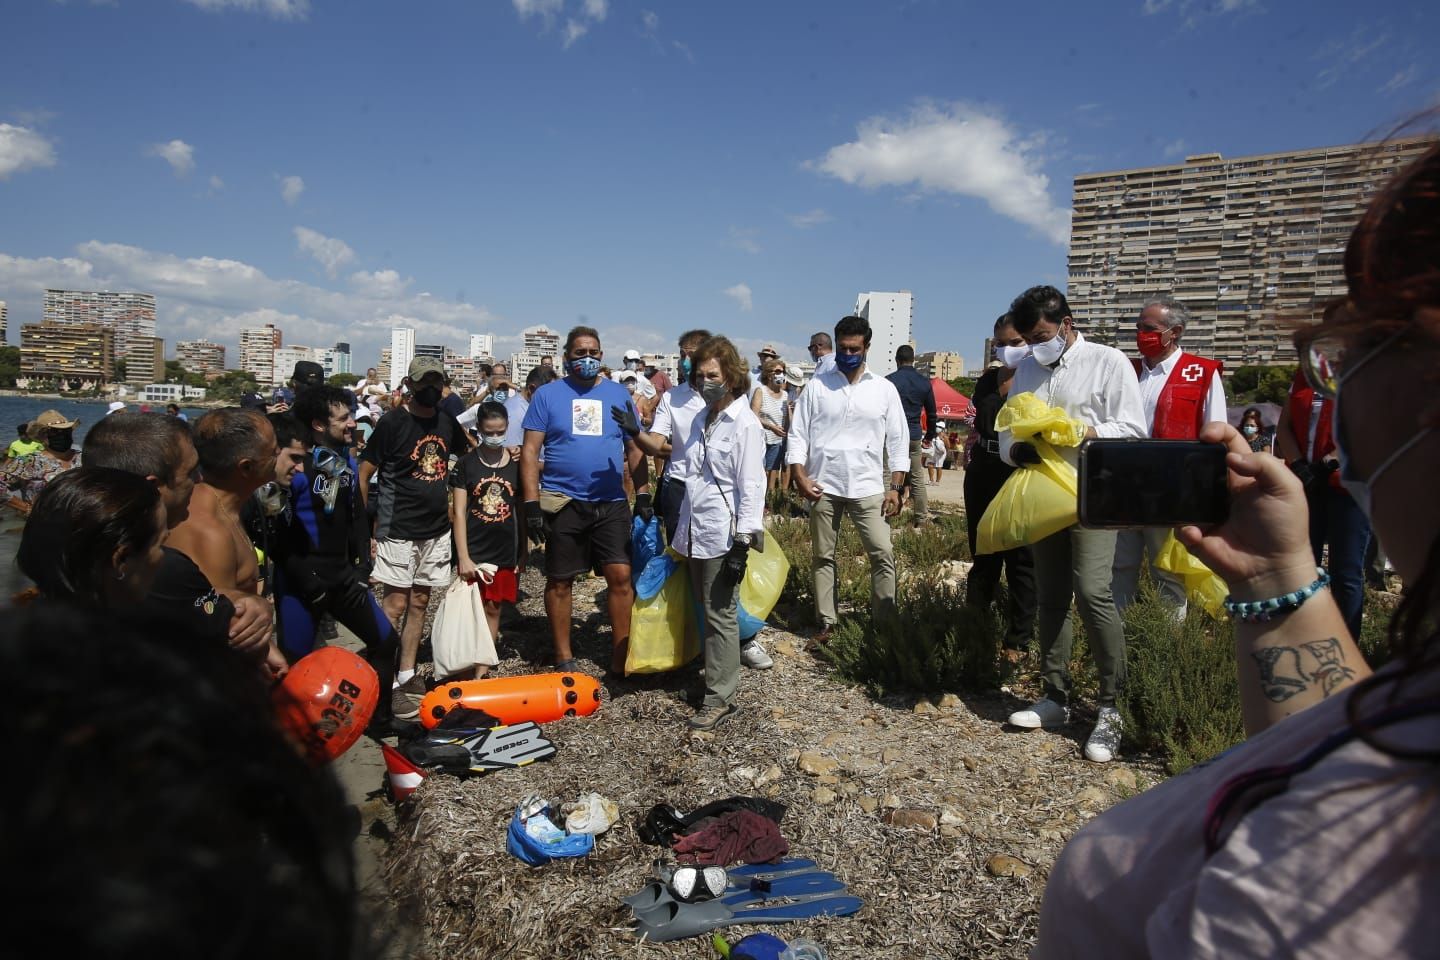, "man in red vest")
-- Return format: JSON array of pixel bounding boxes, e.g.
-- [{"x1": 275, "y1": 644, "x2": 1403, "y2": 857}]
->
[{"x1": 1112, "y1": 297, "x2": 1227, "y2": 619}]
